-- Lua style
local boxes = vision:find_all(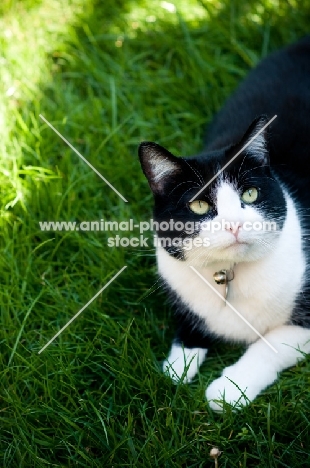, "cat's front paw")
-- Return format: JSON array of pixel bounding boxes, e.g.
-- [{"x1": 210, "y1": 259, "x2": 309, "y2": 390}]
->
[
  {"x1": 163, "y1": 344, "x2": 208, "y2": 384},
  {"x1": 206, "y1": 375, "x2": 249, "y2": 411},
  {"x1": 206, "y1": 364, "x2": 261, "y2": 412}
]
